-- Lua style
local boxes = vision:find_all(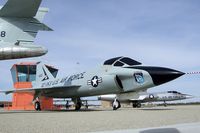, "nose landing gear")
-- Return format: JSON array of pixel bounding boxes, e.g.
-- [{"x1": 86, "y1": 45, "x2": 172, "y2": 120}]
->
[
  {"x1": 34, "y1": 101, "x2": 41, "y2": 111},
  {"x1": 112, "y1": 99, "x2": 121, "y2": 110}
]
